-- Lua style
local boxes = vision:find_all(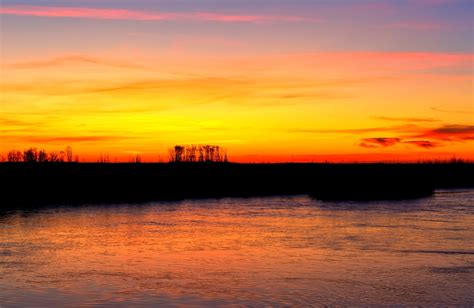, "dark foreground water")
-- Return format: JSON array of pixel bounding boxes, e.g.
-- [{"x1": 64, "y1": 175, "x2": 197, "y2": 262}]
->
[{"x1": 1, "y1": 189, "x2": 473, "y2": 306}]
